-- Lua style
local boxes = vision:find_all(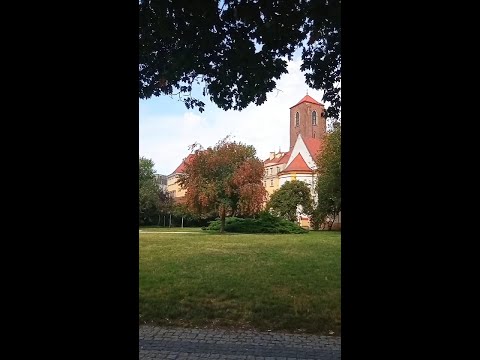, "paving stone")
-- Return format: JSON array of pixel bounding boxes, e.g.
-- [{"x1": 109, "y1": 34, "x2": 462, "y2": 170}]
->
[{"x1": 139, "y1": 326, "x2": 340, "y2": 360}]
